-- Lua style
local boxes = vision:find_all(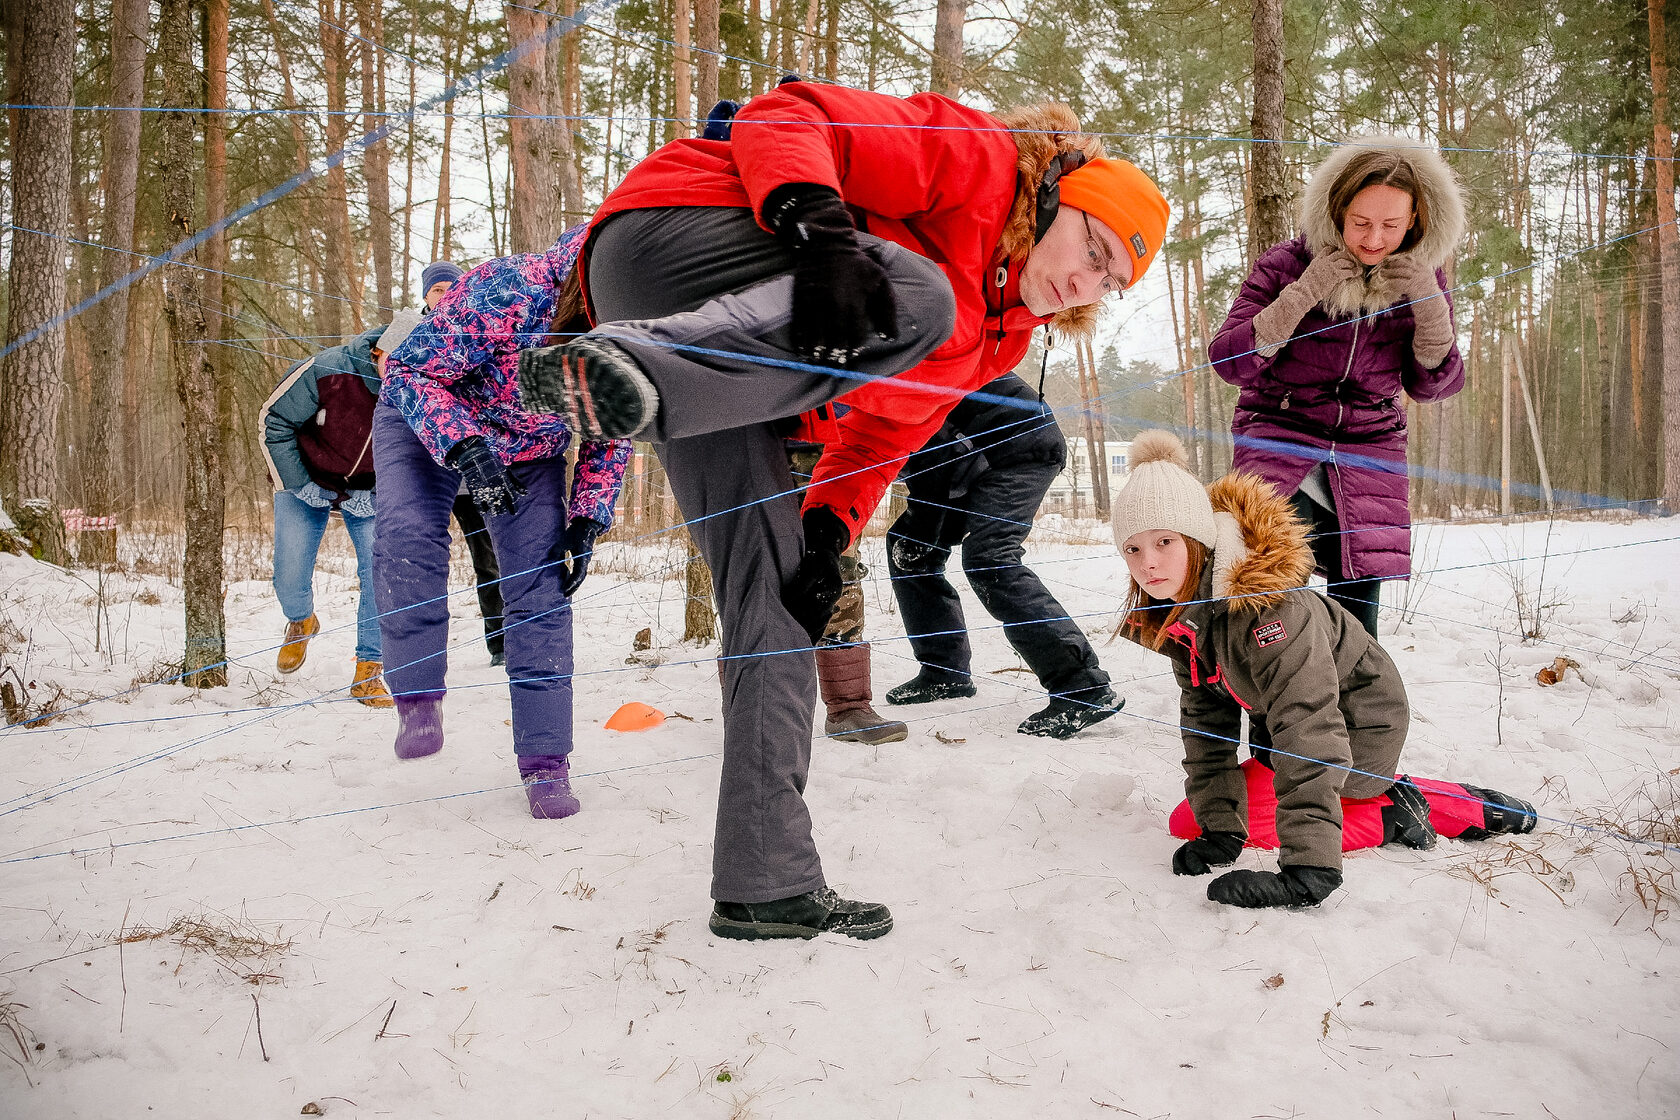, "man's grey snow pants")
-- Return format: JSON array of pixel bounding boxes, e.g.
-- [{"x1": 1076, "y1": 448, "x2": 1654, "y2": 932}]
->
[{"x1": 584, "y1": 206, "x2": 955, "y2": 903}]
